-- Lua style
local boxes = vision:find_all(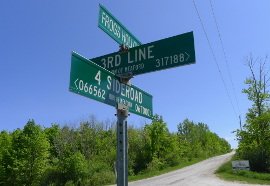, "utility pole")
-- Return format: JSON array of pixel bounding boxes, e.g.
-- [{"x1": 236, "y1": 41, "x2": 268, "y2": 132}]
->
[{"x1": 239, "y1": 115, "x2": 242, "y2": 131}]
